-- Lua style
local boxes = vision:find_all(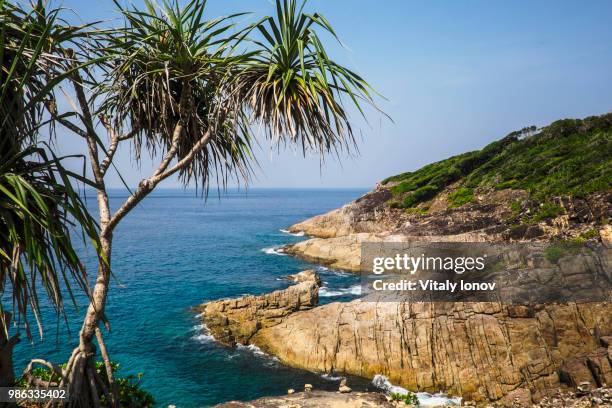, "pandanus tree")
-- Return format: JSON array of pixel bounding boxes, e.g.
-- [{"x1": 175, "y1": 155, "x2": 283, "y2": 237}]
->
[
  {"x1": 51, "y1": 0, "x2": 379, "y2": 405},
  {"x1": 0, "y1": 0, "x2": 98, "y2": 386}
]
